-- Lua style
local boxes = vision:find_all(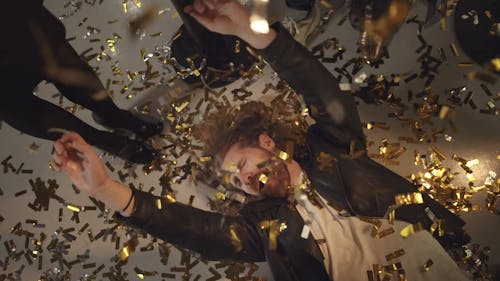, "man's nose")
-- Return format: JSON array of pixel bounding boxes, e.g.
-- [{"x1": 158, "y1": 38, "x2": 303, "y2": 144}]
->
[{"x1": 239, "y1": 171, "x2": 253, "y2": 186}]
